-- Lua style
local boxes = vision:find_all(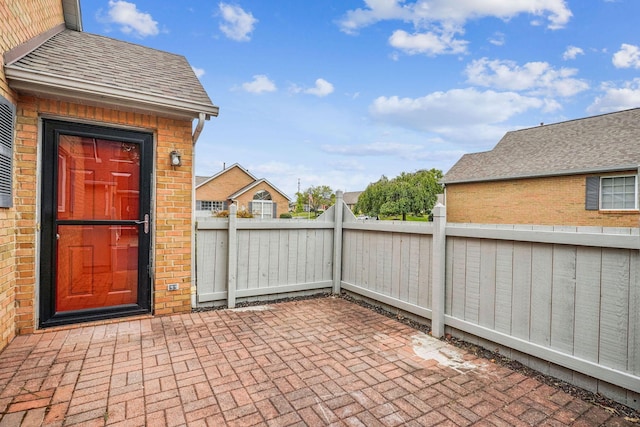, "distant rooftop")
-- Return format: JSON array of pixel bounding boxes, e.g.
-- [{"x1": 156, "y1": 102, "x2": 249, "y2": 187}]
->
[{"x1": 442, "y1": 108, "x2": 640, "y2": 184}]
